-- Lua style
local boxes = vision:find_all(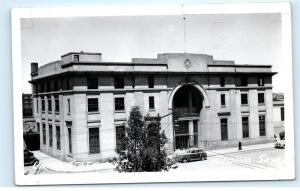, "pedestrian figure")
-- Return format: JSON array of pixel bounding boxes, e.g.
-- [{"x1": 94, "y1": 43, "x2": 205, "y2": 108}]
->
[{"x1": 238, "y1": 141, "x2": 242, "y2": 150}]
